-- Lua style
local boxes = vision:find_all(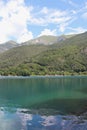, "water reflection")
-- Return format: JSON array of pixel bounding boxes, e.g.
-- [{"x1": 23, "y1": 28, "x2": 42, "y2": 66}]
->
[
  {"x1": 0, "y1": 76, "x2": 87, "y2": 130},
  {"x1": 1, "y1": 107, "x2": 87, "y2": 130},
  {"x1": 0, "y1": 107, "x2": 22, "y2": 130}
]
